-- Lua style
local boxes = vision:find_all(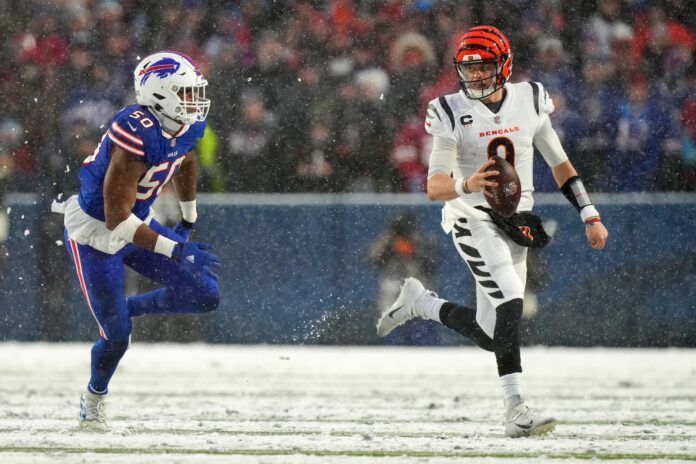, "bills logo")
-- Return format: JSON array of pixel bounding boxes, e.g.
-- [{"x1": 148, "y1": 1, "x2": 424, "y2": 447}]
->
[{"x1": 139, "y1": 58, "x2": 180, "y2": 85}]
